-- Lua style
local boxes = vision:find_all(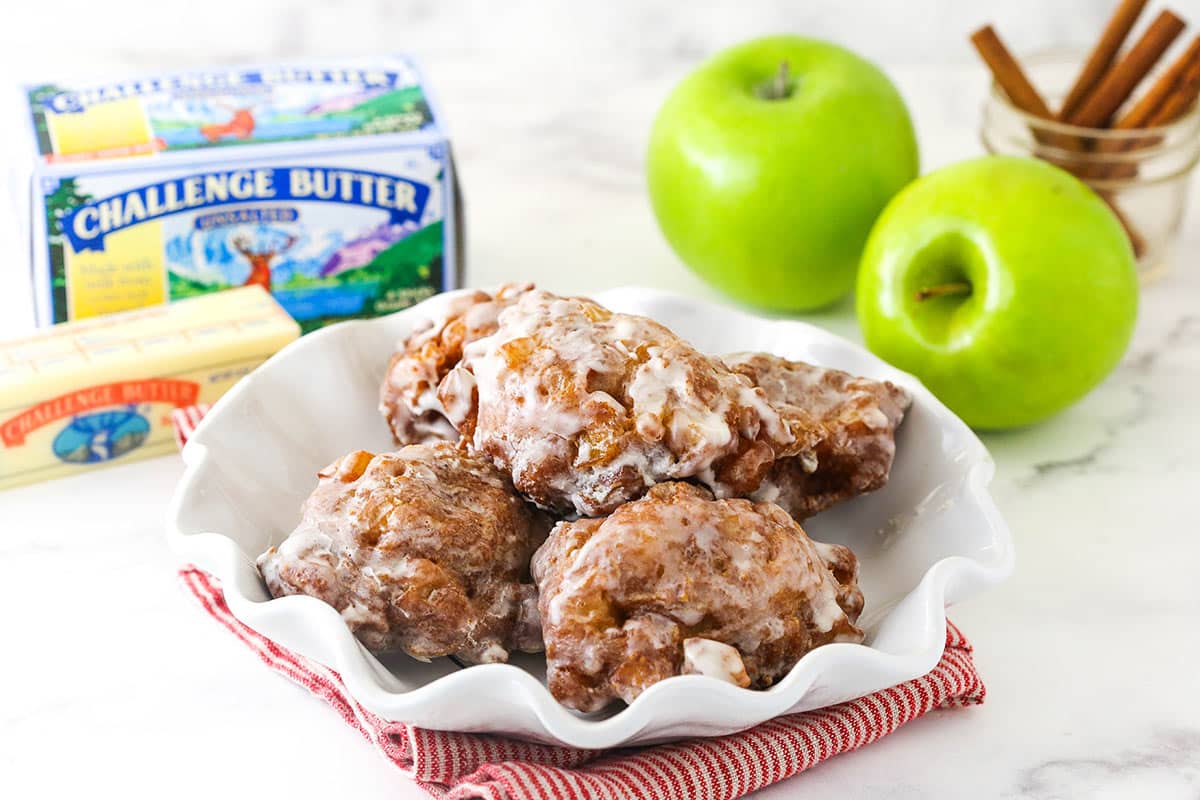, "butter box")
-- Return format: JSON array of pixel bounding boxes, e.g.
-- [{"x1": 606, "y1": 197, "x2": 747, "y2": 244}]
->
[
  {"x1": 17, "y1": 57, "x2": 461, "y2": 332},
  {"x1": 0, "y1": 286, "x2": 299, "y2": 490}
]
